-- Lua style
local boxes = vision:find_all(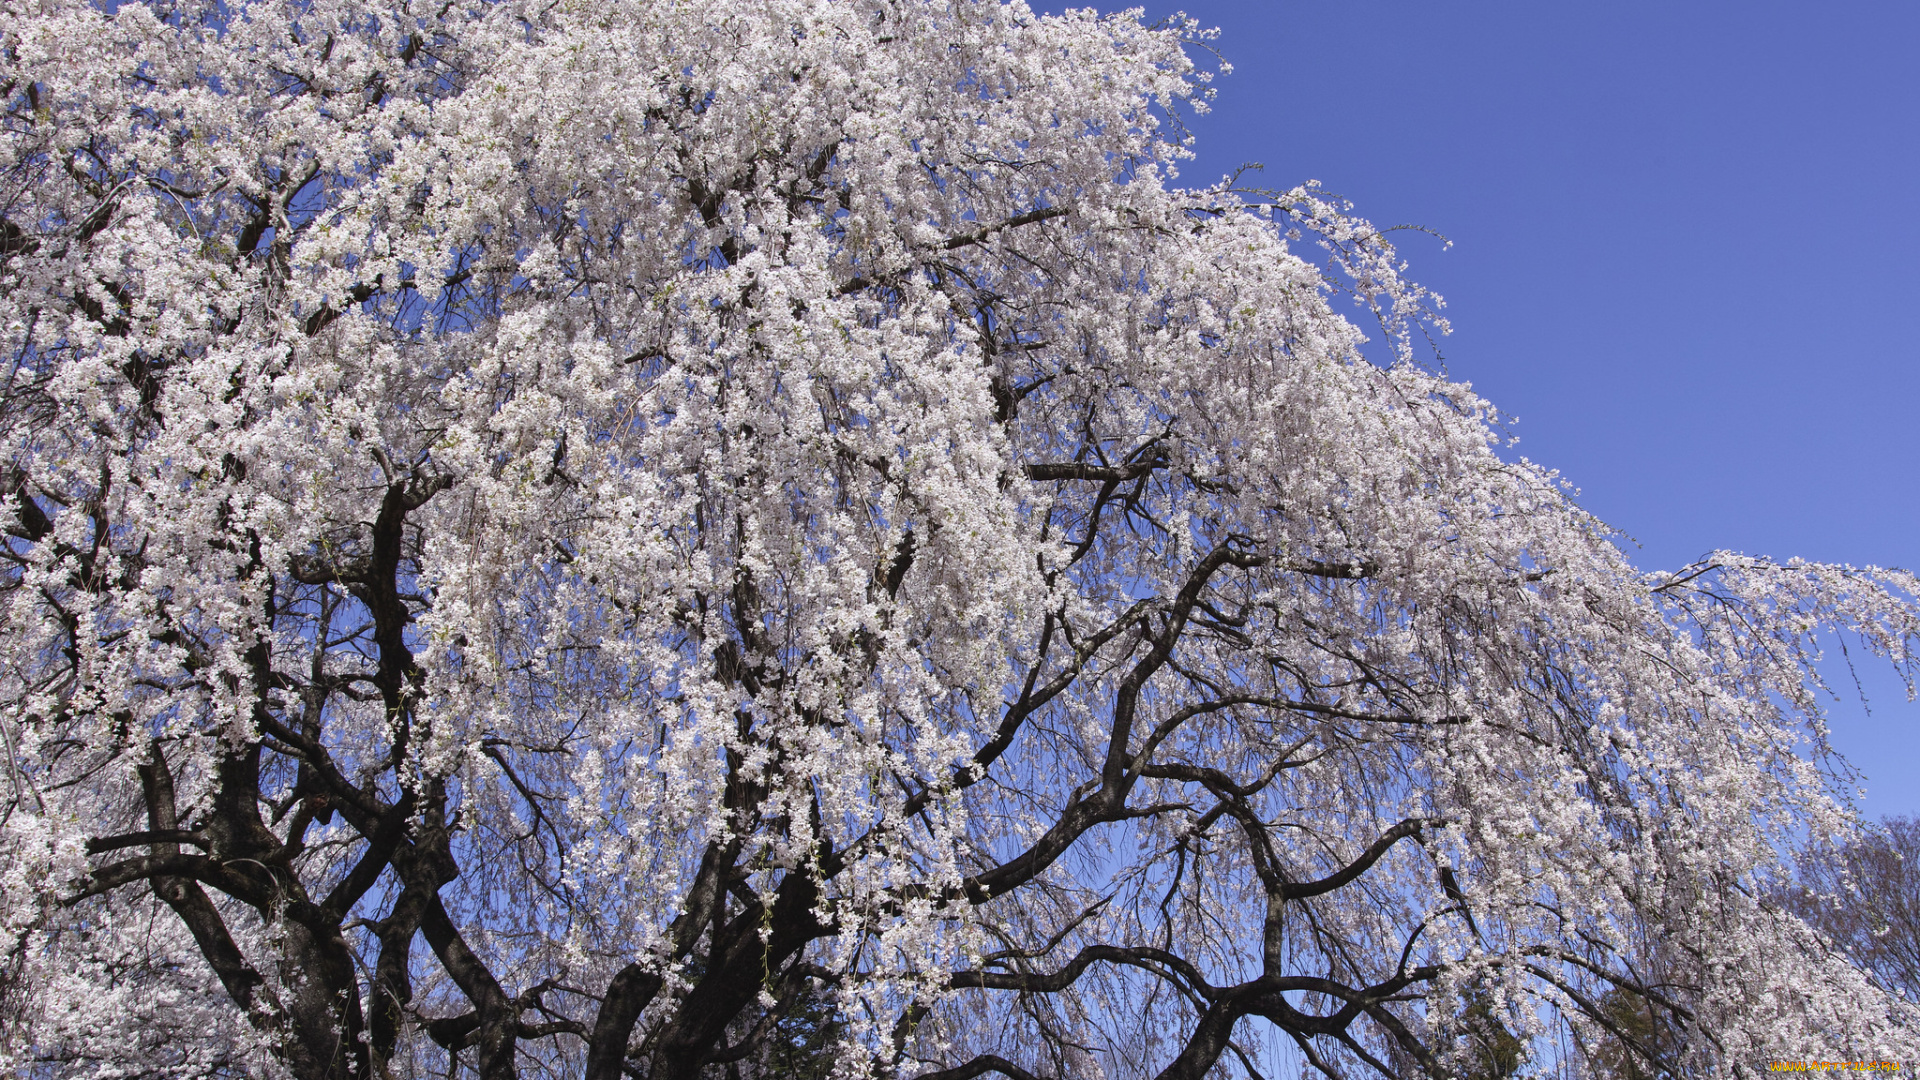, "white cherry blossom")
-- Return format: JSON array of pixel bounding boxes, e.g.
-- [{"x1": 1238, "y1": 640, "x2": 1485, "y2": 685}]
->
[{"x1": 1, "y1": 1, "x2": 1915, "y2": 1077}]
